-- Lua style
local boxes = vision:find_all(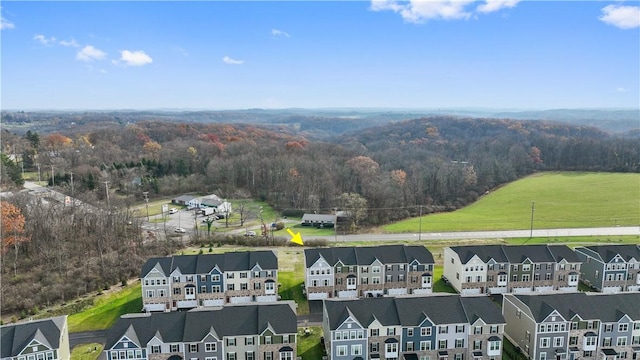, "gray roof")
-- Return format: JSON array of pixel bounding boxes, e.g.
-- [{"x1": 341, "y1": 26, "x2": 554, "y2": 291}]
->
[
  {"x1": 323, "y1": 295, "x2": 504, "y2": 330},
  {"x1": 141, "y1": 251, "x2": 278, "y2": 277},
  {"x1": 1, "y1": 316, "x2": 67, "y2": 358},
  {"x1": 512, "y1": 293, "x2": 640, "y2": 323},
  {"x1": 301, "y1": 214, "x2": 335, "y2": 222},
  {"x1": 450, "y1": 245, "x2": 579, "y2": 264},
  {"x1": 305, "y1": 245, "x2": 434, "y2": 267},
  {"x1": 173, "y1": 195, "x2": 197, "y2": 203},
  {"x1": 105, "y1": 304, "x2": 296, "y2": 349},
  {"x1": 449, "y1": 245, "x2": 508, "y2": 264},
  {"x1": 579, "y1": 245, "x2": 640, "y2": 263}
]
